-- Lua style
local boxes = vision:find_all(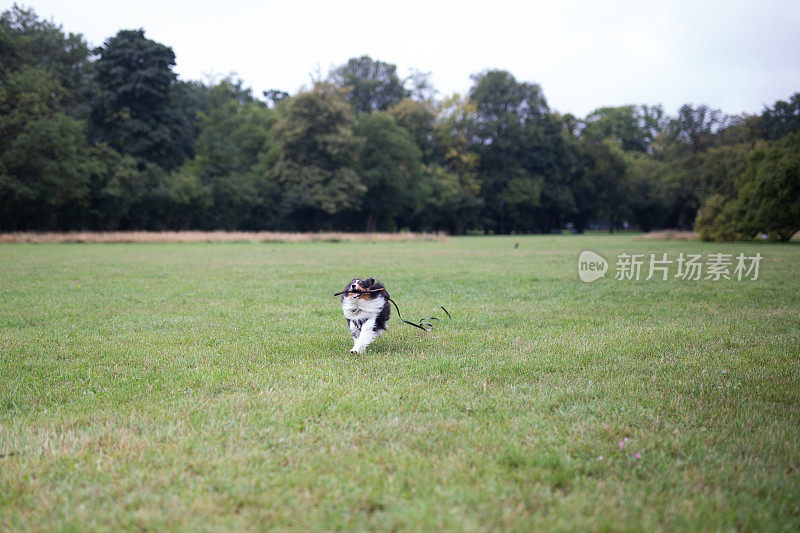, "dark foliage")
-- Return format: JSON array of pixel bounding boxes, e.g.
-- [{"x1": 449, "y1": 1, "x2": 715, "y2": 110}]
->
[
  {"x1": 1, "y1": 5, "x2": 797, "y2": 239},
  {"x1": 89, "y1": 29, "x2": 195, "y2": 171}
]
